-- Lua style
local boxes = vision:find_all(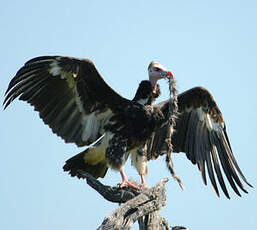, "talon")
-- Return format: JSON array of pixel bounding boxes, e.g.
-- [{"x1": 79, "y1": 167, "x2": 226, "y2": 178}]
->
[
  {"x1": 119, "y1": 180, "x2": 140, "y2": 190},
  {"x1": 120, "y1": 167, "x2": 140, "y2": 190}
]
